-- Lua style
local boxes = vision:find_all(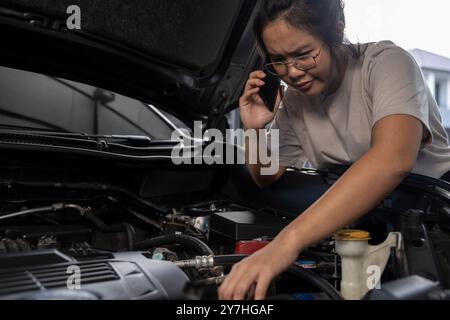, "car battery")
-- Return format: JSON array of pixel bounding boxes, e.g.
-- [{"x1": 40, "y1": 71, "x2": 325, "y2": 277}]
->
[{"x1": 209, "y1": 210, "x2": 288, "y2": 253}]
